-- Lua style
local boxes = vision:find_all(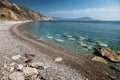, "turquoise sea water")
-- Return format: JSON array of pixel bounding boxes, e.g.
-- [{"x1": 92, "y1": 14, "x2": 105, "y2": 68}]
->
[{"x1": 22, "y1": 21, "x2": 120, "y2": 54}]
